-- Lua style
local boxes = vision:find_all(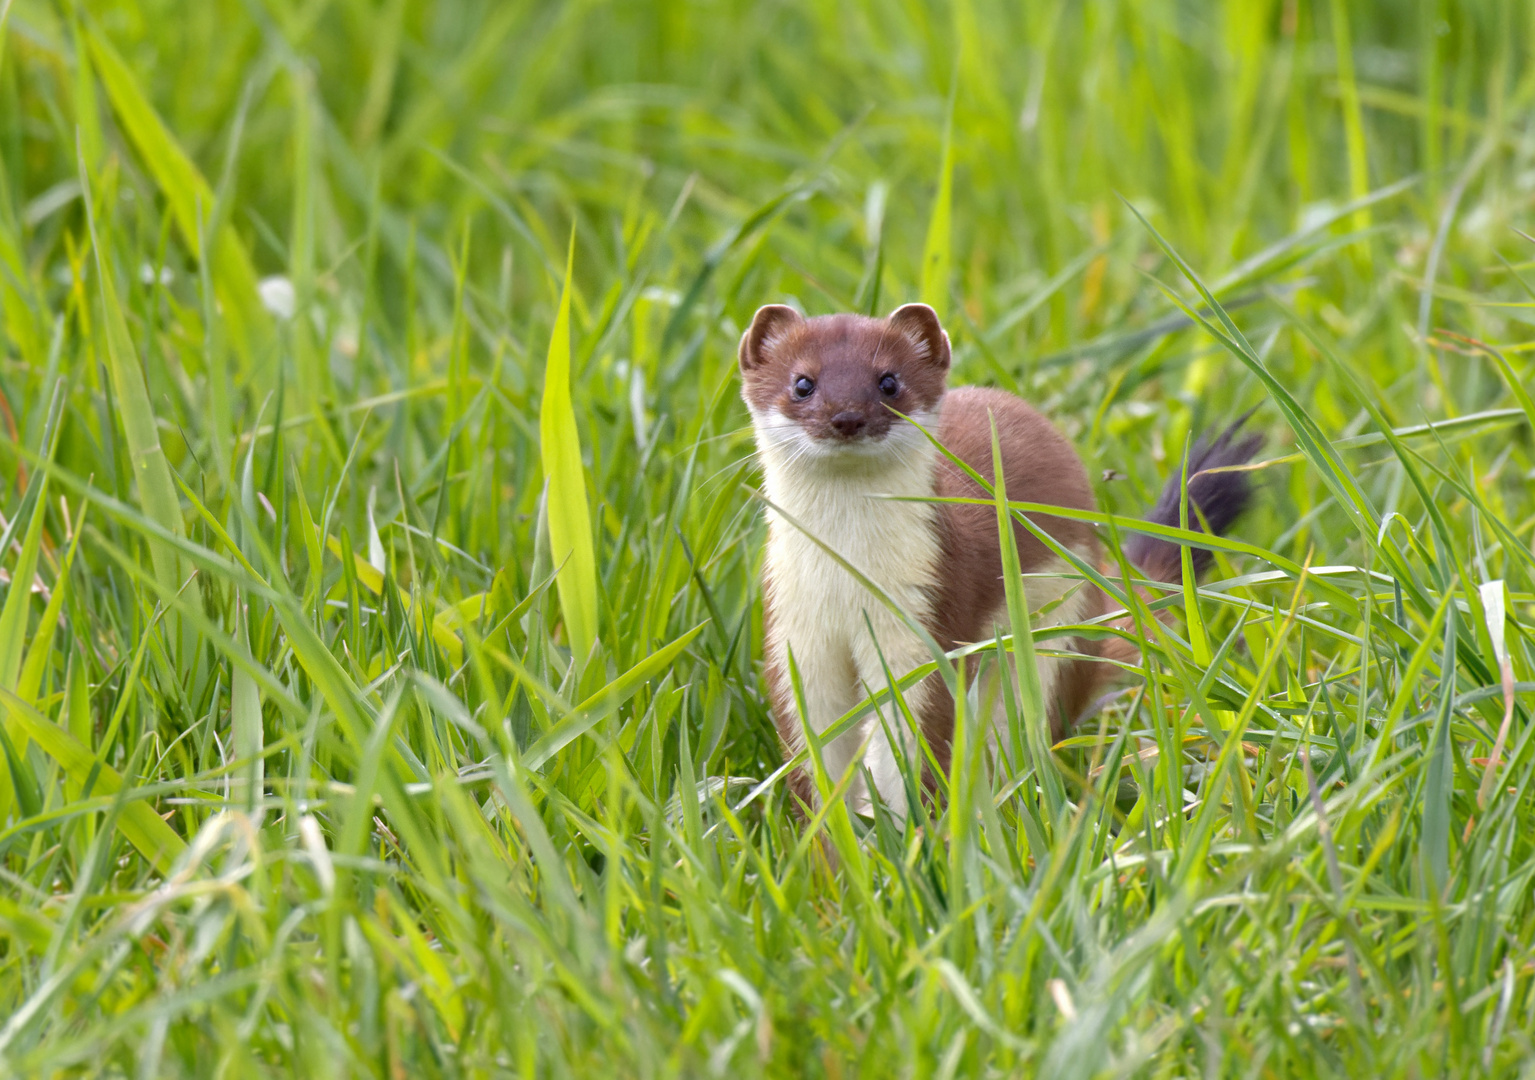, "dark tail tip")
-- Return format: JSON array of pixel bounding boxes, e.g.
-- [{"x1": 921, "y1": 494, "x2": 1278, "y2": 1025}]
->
[{"x1": 1123, "y1": 414, "x2": 1262, "y2": 582}]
